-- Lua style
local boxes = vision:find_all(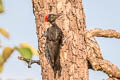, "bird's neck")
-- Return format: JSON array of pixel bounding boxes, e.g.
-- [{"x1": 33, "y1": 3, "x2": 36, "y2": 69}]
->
[{"x1": 51, "y1": 22, "x2": 57, "y2": 26}]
